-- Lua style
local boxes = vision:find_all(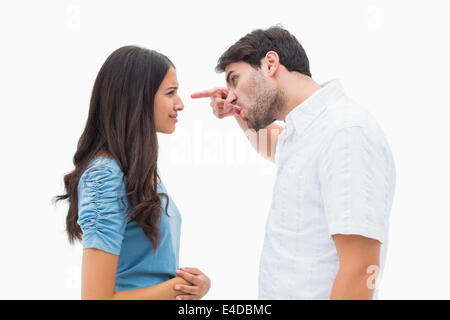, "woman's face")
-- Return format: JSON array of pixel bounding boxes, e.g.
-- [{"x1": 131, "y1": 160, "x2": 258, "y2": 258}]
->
[{"x1": 154, "y1": 67, "x2": 184, "y2": 134}]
